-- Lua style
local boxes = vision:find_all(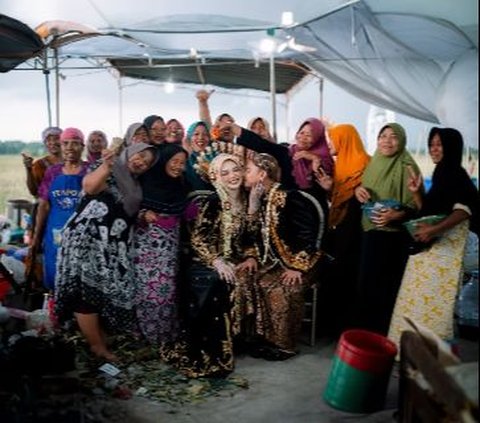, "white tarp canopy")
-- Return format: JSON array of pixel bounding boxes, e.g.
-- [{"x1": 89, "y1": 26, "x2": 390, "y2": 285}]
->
[{"x1": 3, "y1": 0, "x2": 478, "y2": 145}]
